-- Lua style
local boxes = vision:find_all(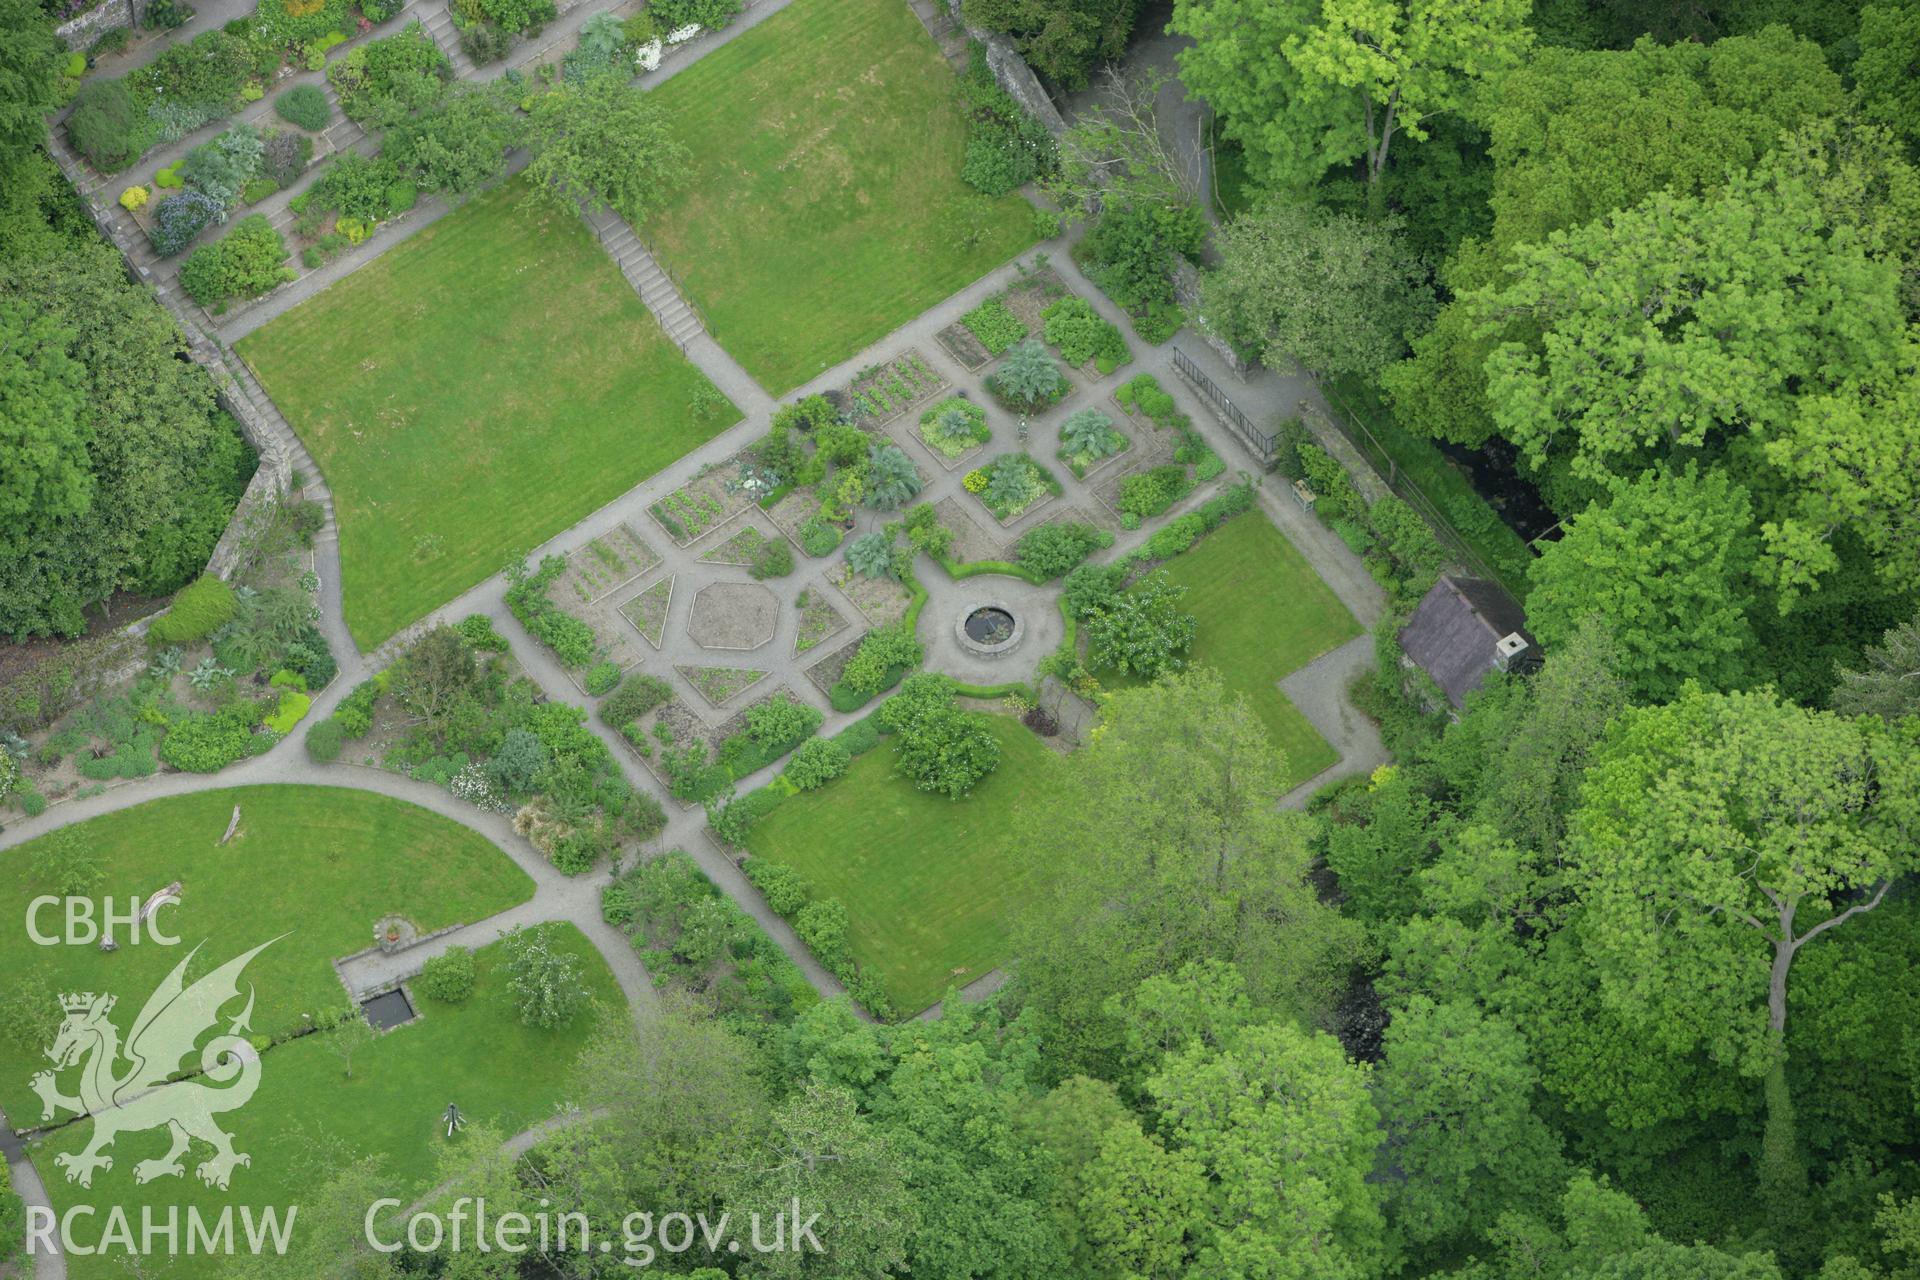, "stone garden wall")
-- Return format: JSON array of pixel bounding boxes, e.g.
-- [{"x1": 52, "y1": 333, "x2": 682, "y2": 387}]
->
[
  {"x1": 56, "y1": 0, "x2": 146, "y2": 49},
  {"x1": 949, "y1": 0, "x2": 1067, "y2": 137}
]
